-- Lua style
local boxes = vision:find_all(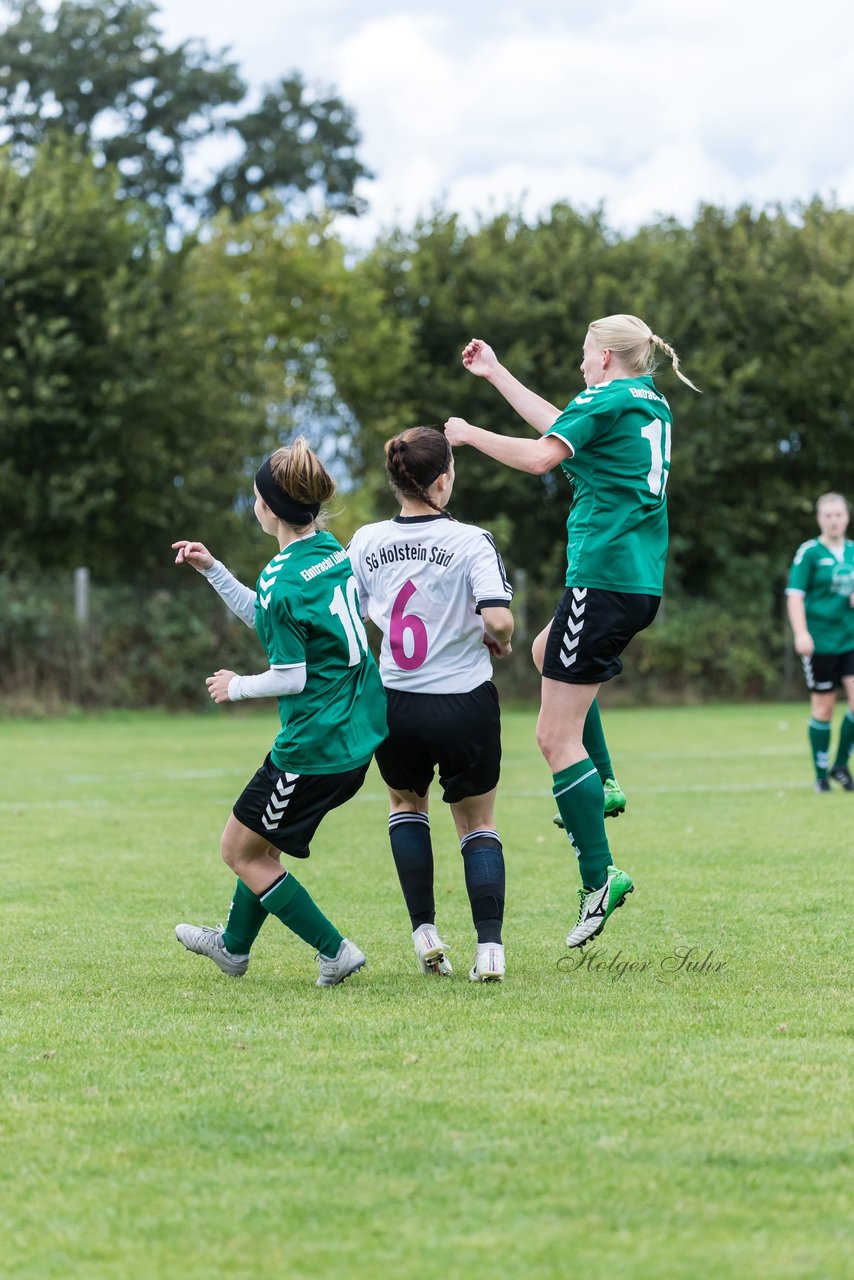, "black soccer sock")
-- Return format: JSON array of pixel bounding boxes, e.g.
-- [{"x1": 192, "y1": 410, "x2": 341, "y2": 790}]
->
[
  {"x1": 388, "y1": 811, "x2": 435, "y2": 931},
  {"x1": 460, "y1": 829, "x2": 505, "y2": 944}
]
